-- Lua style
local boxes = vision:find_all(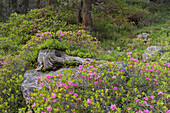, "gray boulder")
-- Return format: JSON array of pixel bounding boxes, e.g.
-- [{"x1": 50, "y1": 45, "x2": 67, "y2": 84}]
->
[
  {"x1": 21, "y1": 49, "x2": 129, "y2": 101},
  {"x1": 21, "y1": 67, "x2": 79, "y2": 101},
  {"x1": 142, "y1": 46, "x2": 163, "y2": 61},
  {"x1": 137, "y1": 33, "x2": 150, "y2": 39}
]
